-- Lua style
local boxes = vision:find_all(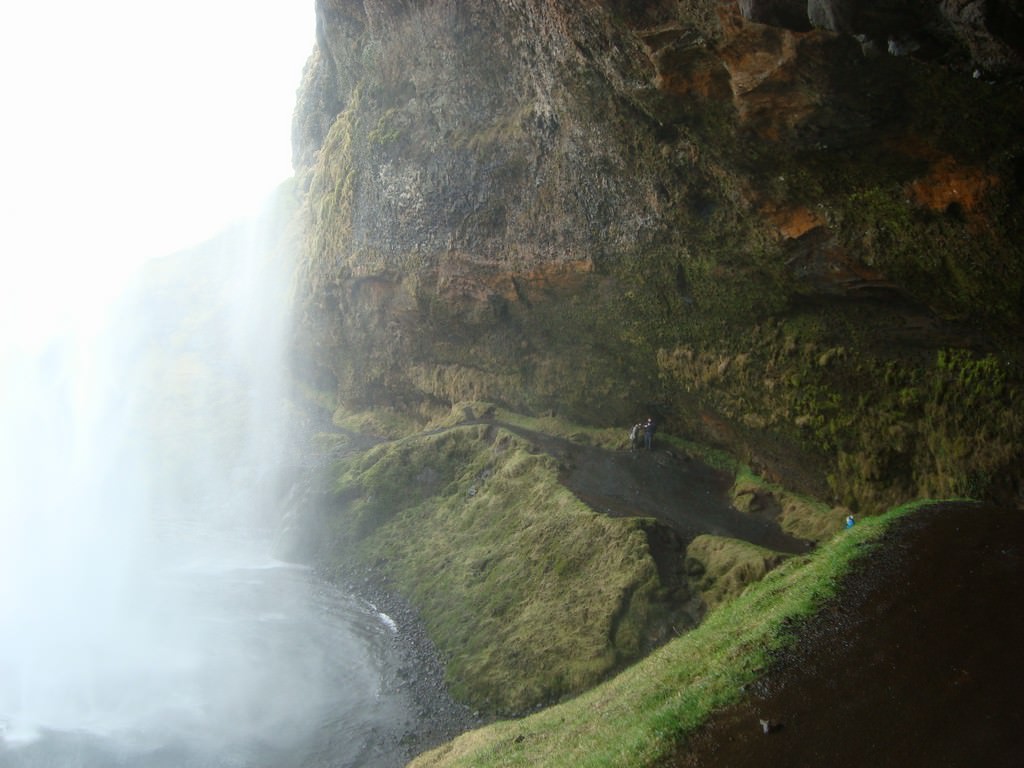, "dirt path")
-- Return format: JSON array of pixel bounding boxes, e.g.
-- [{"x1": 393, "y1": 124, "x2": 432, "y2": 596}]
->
[
  {"x1": 561, "y1": 443, "x2": 809, "y2": 554},
  {"x1": 498, "y1": 421, "x2": 809, "y2": 554},
  {"x1": 660, "y1": 501, "x2": 1024, "y2": 768}
]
